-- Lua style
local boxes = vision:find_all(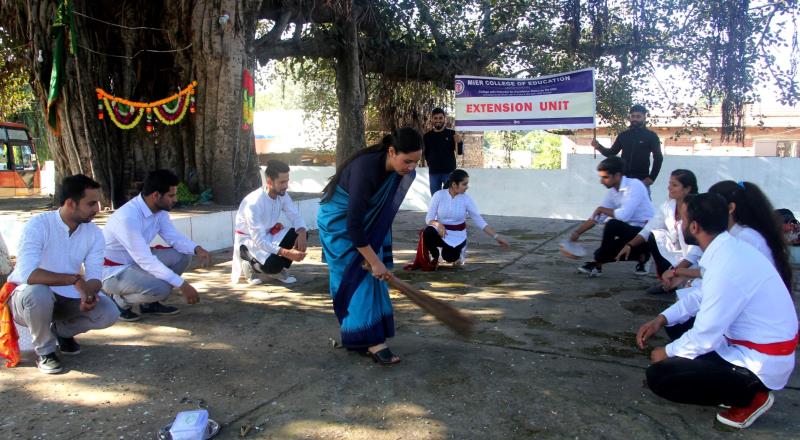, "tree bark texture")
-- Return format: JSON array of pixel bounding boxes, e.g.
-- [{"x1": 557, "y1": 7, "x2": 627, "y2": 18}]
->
[
  {"x1": 11, "y1": 0, "x2": 262, "y2": 207},
  {"x1": 334, "y1": 8, "x2": 366, "y2": 164}
]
